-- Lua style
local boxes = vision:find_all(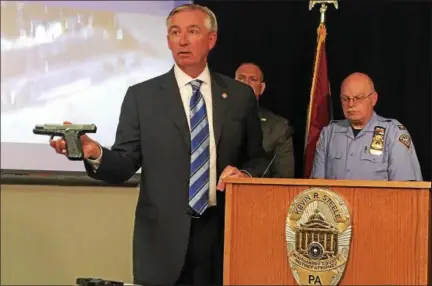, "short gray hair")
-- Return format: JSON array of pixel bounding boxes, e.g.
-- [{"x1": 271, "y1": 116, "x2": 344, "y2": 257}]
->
[{"x1": 166, "y1": 4, "x2": 218, "y2": 33}]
